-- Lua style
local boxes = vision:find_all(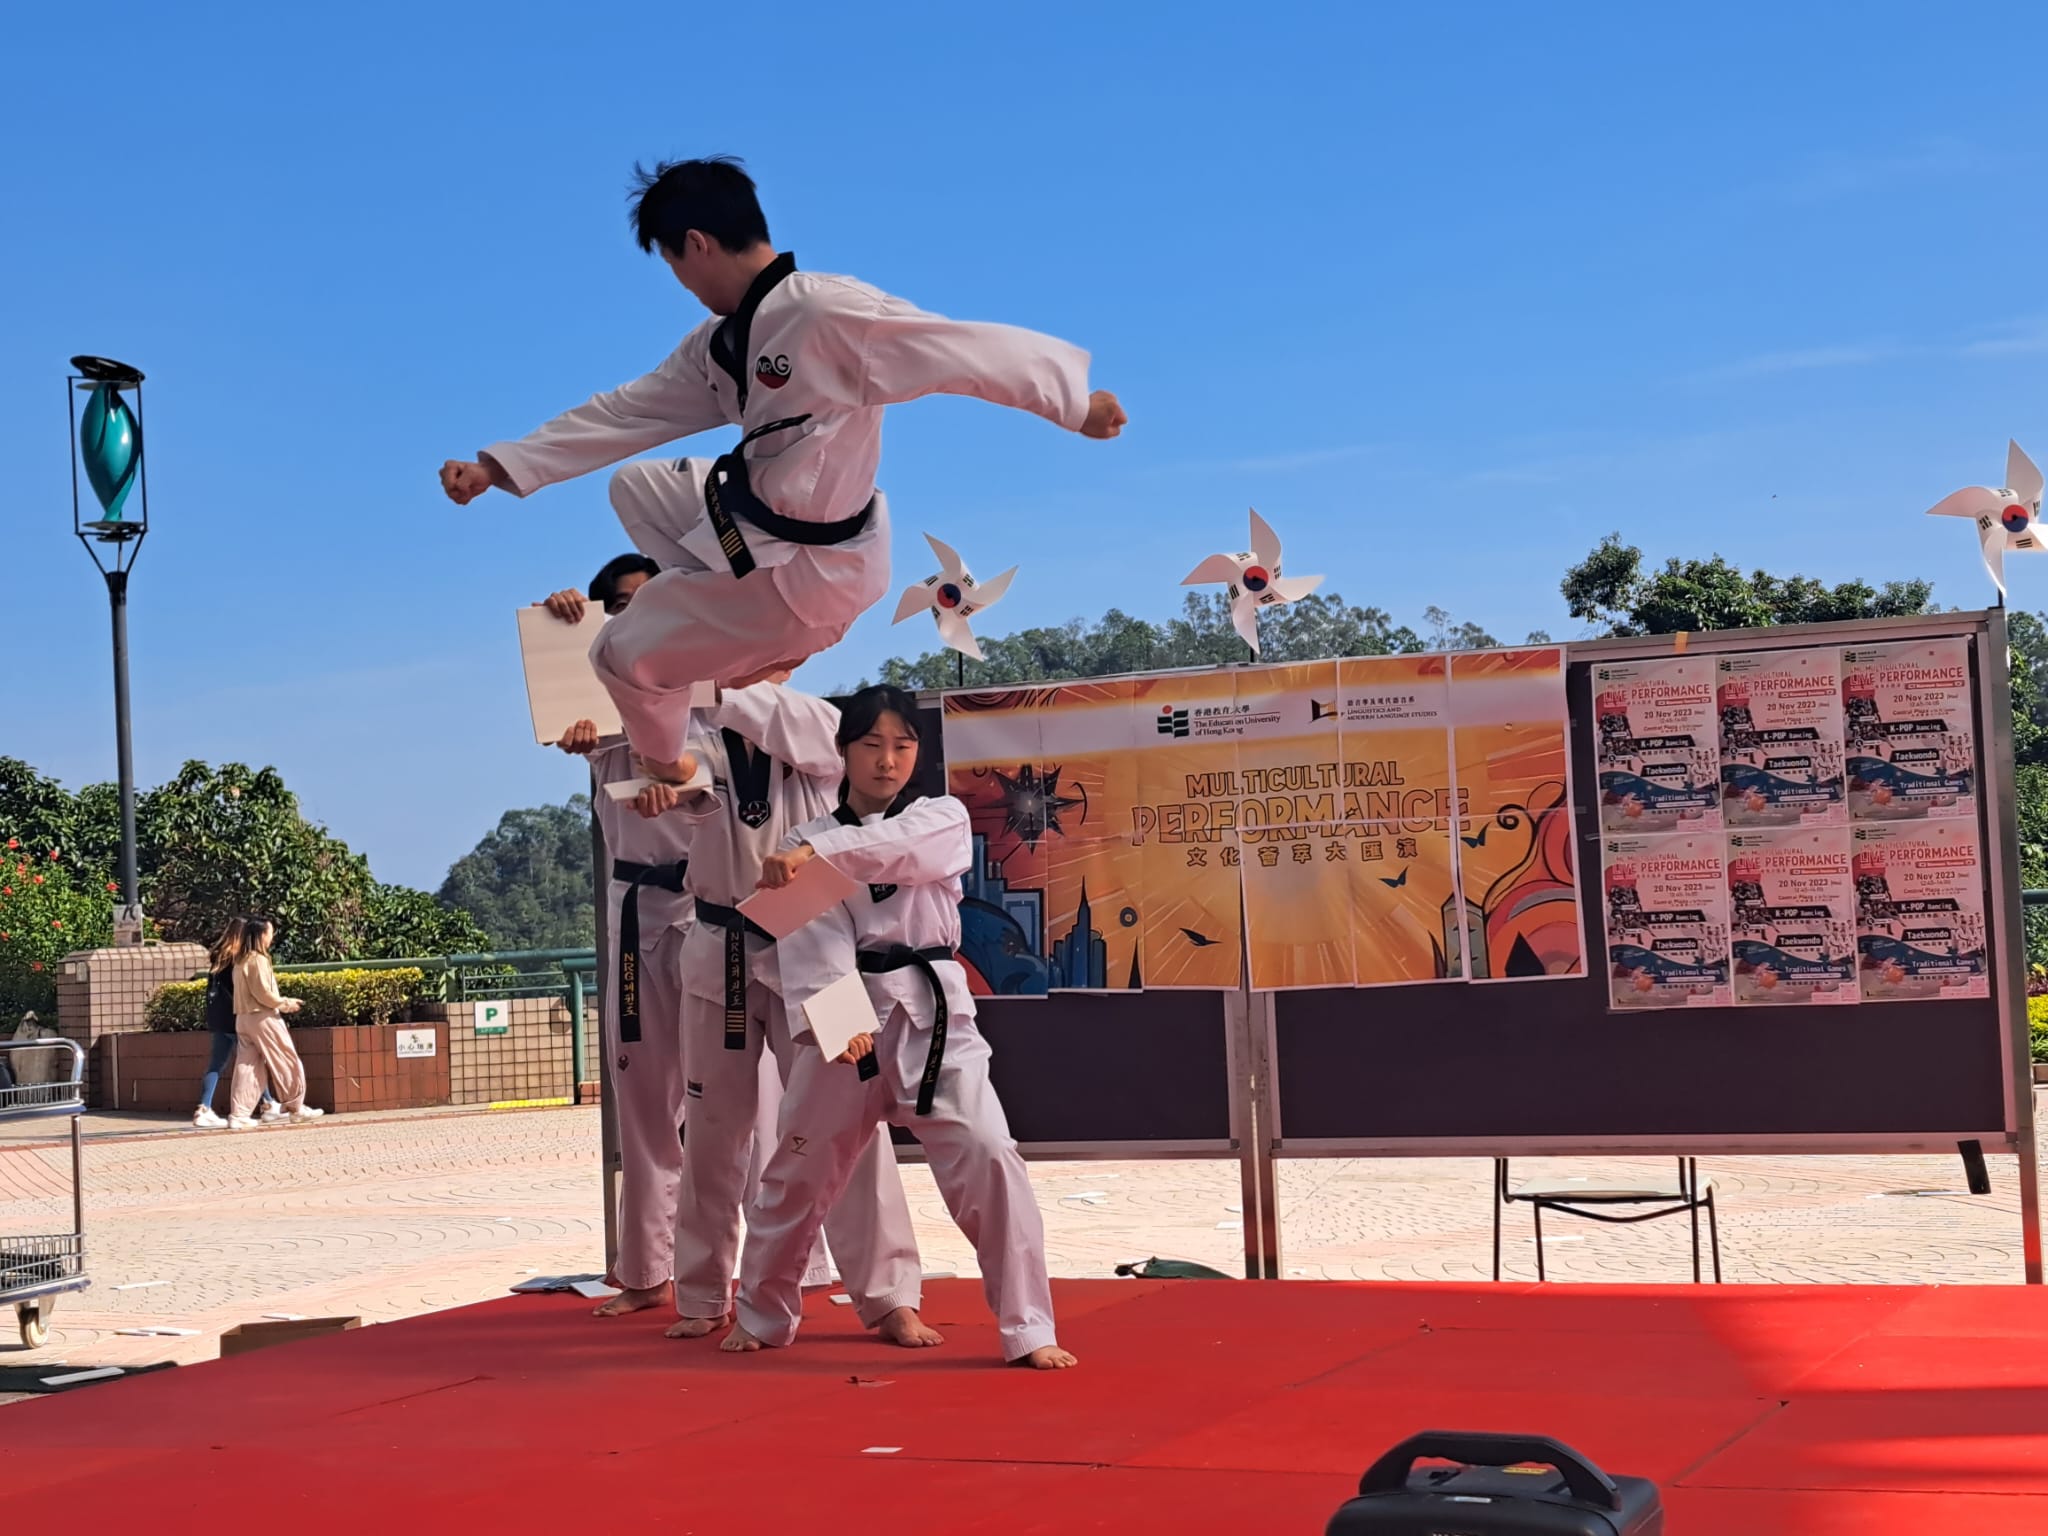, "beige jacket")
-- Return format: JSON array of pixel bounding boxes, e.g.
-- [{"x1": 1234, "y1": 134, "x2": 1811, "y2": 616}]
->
[{"x1": 232, "y1": 953, "x2": 289, "y2": 1018}]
